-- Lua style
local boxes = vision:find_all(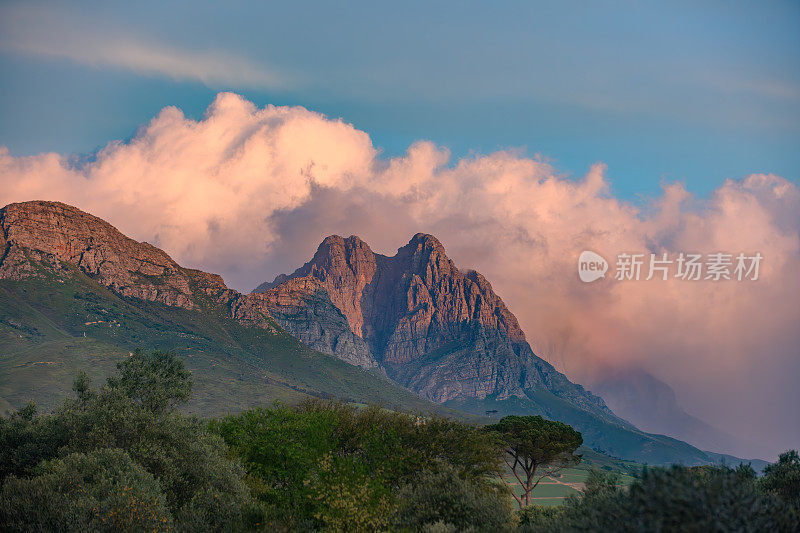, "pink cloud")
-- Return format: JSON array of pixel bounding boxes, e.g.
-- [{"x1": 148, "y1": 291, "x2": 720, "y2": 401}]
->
[{"x1": 1, "y1": 92, "x2": 797, "y2": 458}]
